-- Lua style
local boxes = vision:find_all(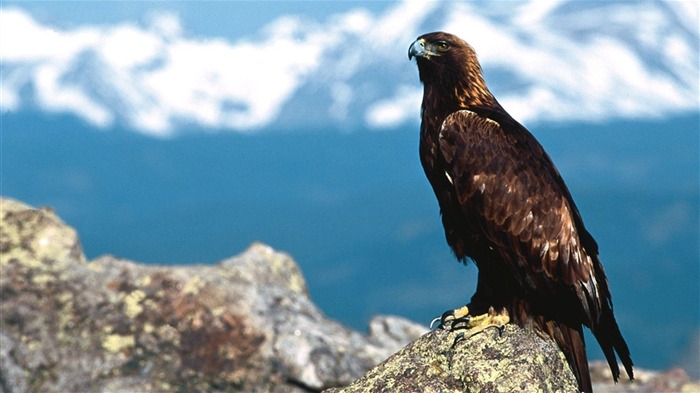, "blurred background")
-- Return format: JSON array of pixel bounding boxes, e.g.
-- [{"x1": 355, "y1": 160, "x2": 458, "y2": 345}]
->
[{"x1": 2, "y1": 0, "x2": 698, "y2": 378}]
